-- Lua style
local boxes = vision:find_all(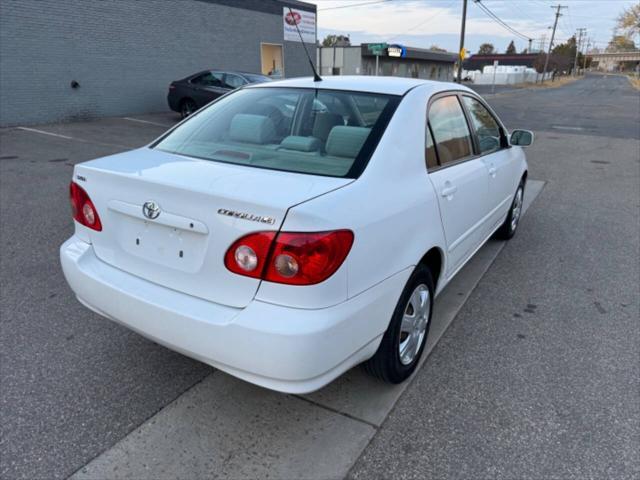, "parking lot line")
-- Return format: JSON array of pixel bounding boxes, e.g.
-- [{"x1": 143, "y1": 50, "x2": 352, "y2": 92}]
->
[
  {"x1": 68, "y1": 180, "x2": 545, "y2": 480},
  {"x1": 15, "y1": 126, "x2": 131, "y2": 149},
  {"x1": 122, "y1": 117, "x2": 174, "y2": 127},
  {"x1": 16, "y1": 126, "x2": 75, "y2": 139}
]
